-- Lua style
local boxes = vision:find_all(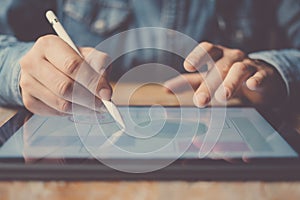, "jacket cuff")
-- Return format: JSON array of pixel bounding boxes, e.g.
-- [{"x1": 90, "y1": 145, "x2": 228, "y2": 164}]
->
[
  {"x1": 0, "y1": 42, "x2": 33, "y2": 107},
  {"x1": 249, "y1": 49, "x2": 300, "y2": 108}
]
